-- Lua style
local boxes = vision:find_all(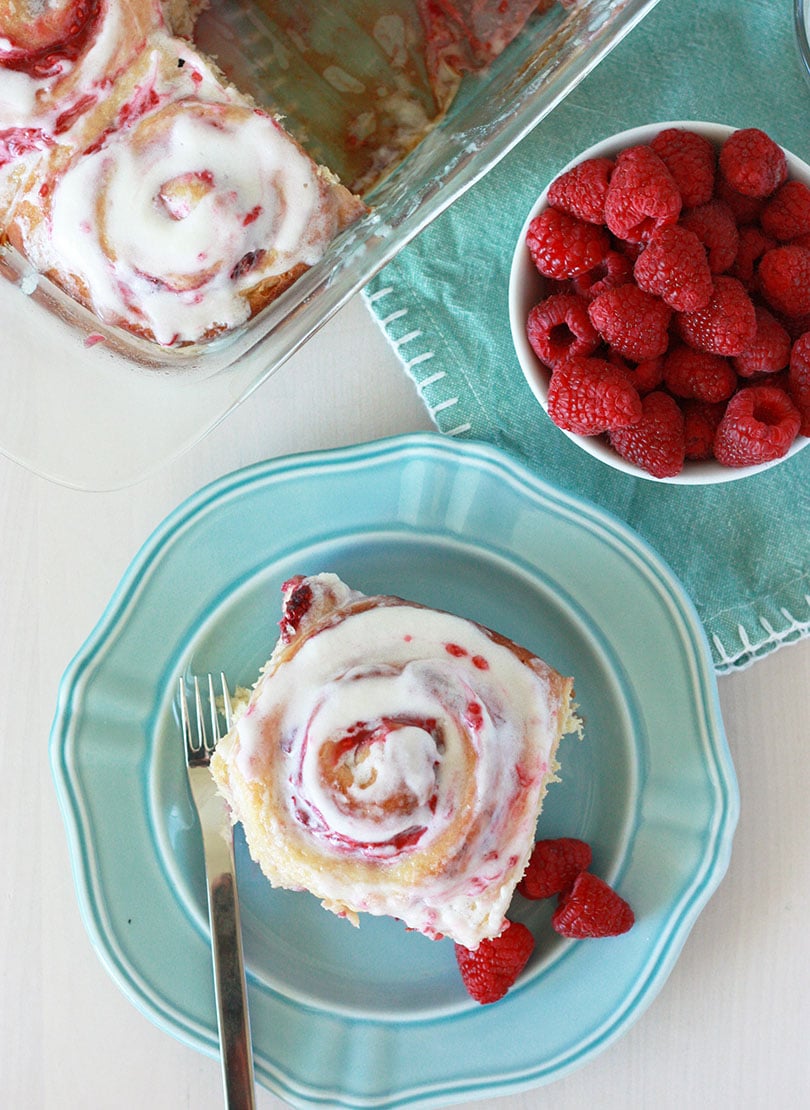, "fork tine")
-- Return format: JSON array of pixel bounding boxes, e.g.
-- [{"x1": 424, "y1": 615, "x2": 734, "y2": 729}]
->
[
  {"x1": 180, "y1": 673, "x2": 231, "y2": 762},
  {"x1": 221, "y1": 672, "x2": 234, "y2": 730},
  {"x1": 179, "y1": 677, "x2": 195, "y2": 755},
  {"x1": 207, "y1": 673, "x2": 222, "y2": 748},
  {"x1": 192, "y1": 675, "x2": 210, "y2": 755}
]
